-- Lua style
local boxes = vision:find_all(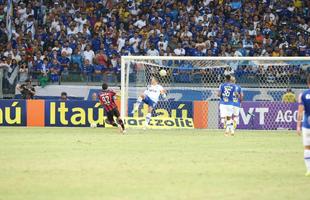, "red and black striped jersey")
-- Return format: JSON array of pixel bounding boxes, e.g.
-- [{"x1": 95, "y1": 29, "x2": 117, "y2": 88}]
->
[{"x1": 98, "y1": 90, "x2": 117, "y2": 112}]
